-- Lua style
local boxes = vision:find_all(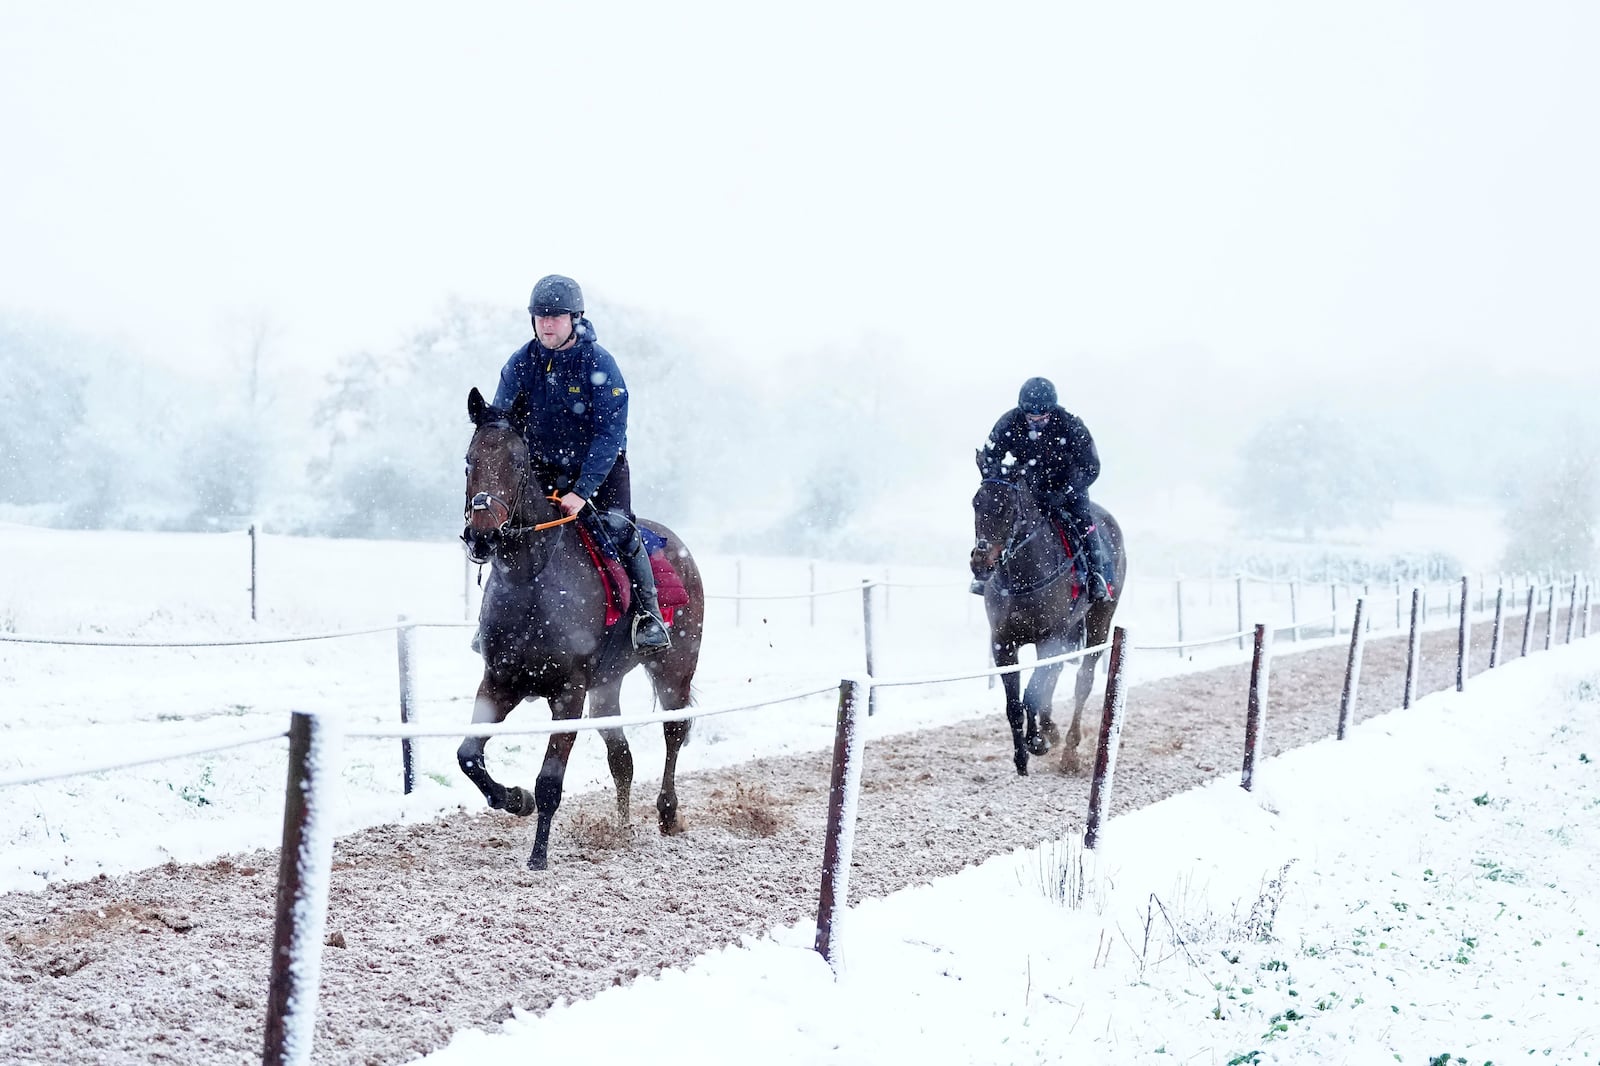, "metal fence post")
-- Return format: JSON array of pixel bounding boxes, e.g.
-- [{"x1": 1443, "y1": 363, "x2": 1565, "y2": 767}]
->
[
  {"x1": 1083, "y1": 626, "x2": 1131, "y2": 851},
  {"x1": 397, "y1": 616, "x2": 416, "y2": 795},
  {"x1": 264, "y1": 711, "x2": 338, "y2": 1066},
  {"x1": 815, "y1": 677, "x2": 868, "y2": 970},
  {"x1": 1241, "y1": 624, "x2": 1272, "y2": 790},
  {"x1": 1337, "y1": 599, "x2": 1365, "y2": 740}
]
